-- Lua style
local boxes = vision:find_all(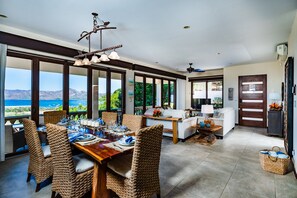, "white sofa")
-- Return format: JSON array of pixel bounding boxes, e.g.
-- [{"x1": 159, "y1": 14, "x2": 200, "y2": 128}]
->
[
  {"x1": 197, "y1": 107, "x2": 235, "y2": 138},
  {"x1": 144, "y1": 107, "x2": 236, "y2": 141},
  {"x1": 144, "y1": 109, "x2": 197, "y2": 141}
]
